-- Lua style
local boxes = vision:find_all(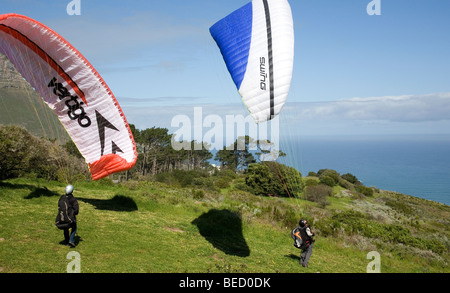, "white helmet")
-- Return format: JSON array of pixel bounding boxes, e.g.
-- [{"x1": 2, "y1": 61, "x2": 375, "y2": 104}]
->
[{"x1": 65, "y1": 184, "x2": 74, "y2": 195}]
